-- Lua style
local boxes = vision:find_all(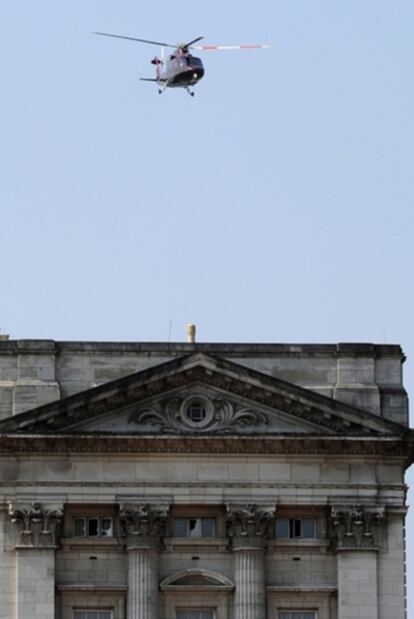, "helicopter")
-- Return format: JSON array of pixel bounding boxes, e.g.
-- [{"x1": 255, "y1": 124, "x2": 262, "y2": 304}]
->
[{"x1": 94, "y1": 32, "x2": 270, "y2": 96}]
